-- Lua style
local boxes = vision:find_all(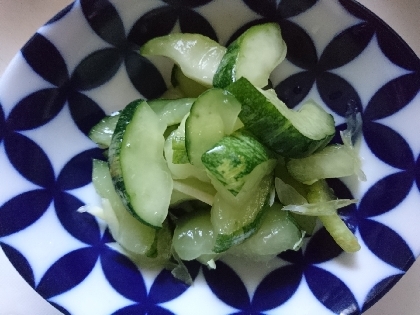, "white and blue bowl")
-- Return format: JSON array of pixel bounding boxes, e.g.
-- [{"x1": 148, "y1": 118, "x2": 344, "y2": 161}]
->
[{"x1": 0, "y1": 0, "x2": 419, "y2": 314}]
